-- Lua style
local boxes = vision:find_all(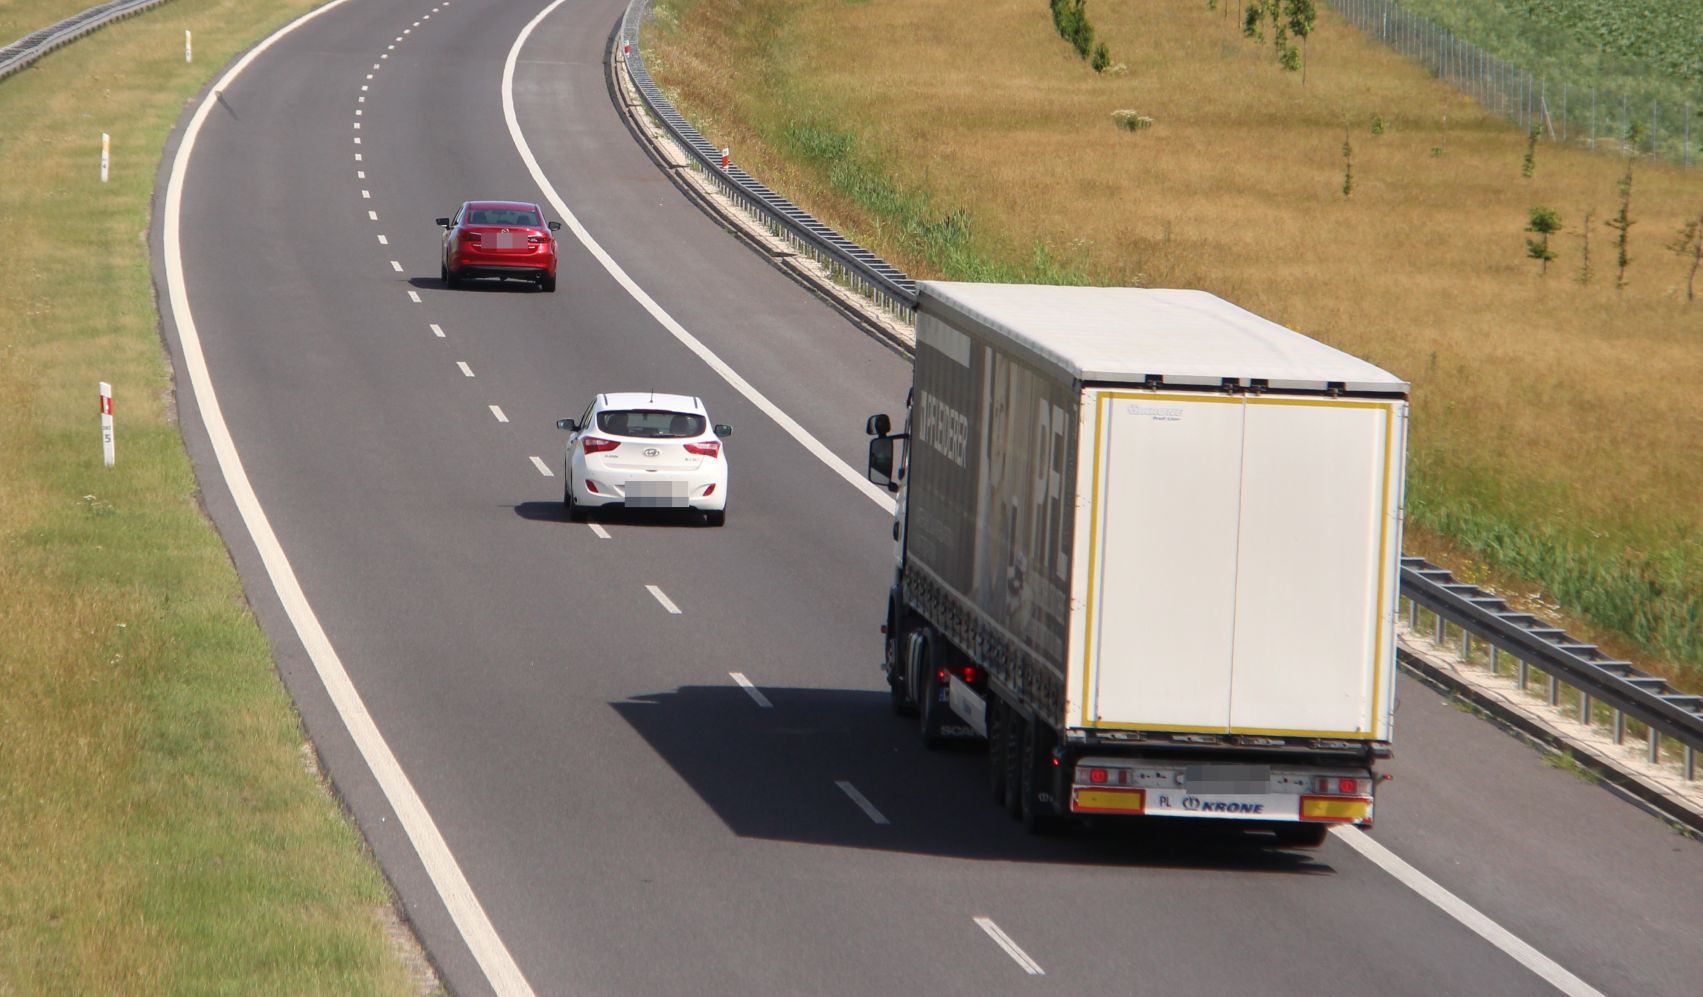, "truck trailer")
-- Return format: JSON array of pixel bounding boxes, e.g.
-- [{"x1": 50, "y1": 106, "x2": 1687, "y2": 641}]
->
[{"x1": 865, "y1": 282, "x2": 1409, "y2": 844}]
